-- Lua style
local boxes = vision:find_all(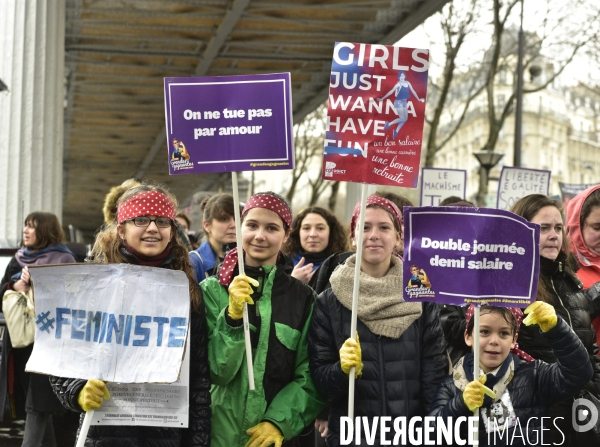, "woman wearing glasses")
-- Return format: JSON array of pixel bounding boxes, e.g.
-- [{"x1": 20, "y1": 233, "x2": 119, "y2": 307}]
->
[{"x1": 50, "y1": 182, "x2": 211, "y2": 446}]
